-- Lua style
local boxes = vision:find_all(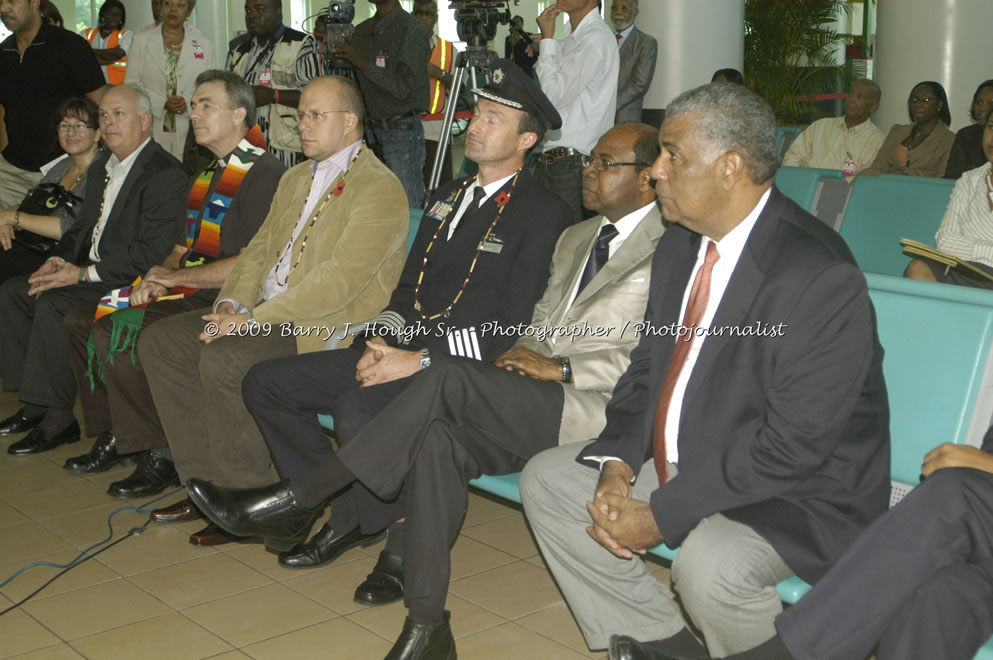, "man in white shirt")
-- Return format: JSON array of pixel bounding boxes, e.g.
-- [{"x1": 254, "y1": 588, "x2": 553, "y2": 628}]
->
[
  {"x1": 184, "y1": 121, "x2": 663, "y2": 660},
  {"x1": 782, "y1": 79, "x2": 885, "y2": 180},
  {"x1": 532, "y1": 0, "x2": 620, "y2": 222},
  {"x1": 518, "y1": 82, "x2": 890, "y2": 660},
  {"x1": 0, "y1": 84, "x2": 187, "y2": 455}
]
